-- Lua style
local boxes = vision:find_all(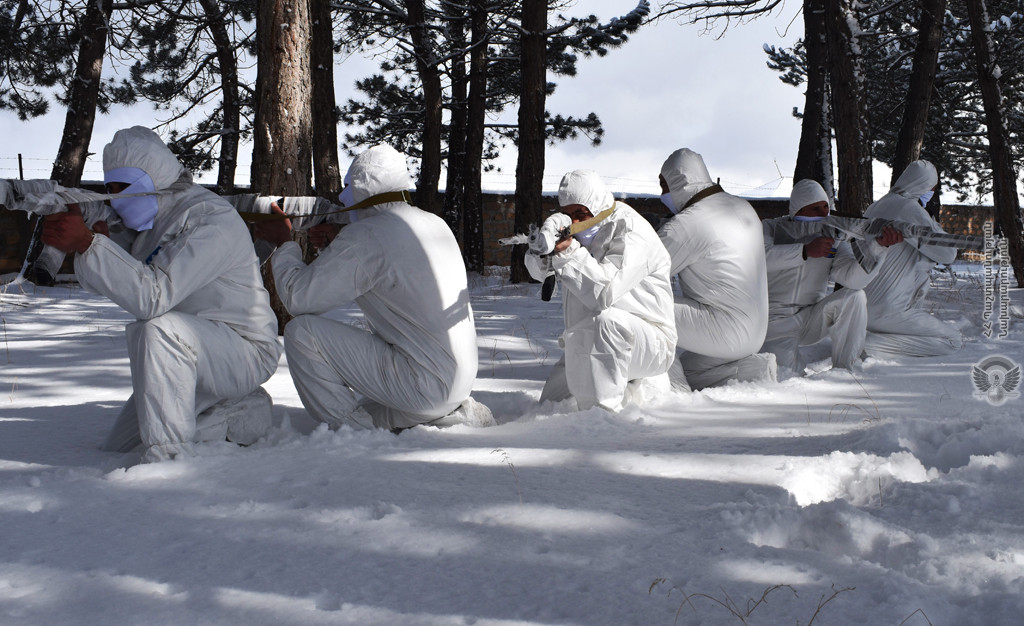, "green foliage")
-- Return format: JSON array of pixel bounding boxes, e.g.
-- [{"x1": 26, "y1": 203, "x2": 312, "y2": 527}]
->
[
  {"x1": 124, "y1": 0, "x2": 256, "y2": 176},
  {"x1": 337, "y1": 1, "x2": 648, "y2": 169},
  {"x1": 764, "y1": 41, "x2": 806, "y2": 88},
  {"x1": 1, "y1": 0, "x2": 254, "y2": 176},
  {"x1": 0, "y1": 1, "x2": 90, "y2": 120},
  {"x1": 765, "y1": 0, "x2": 1024, "y2": 201}
]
